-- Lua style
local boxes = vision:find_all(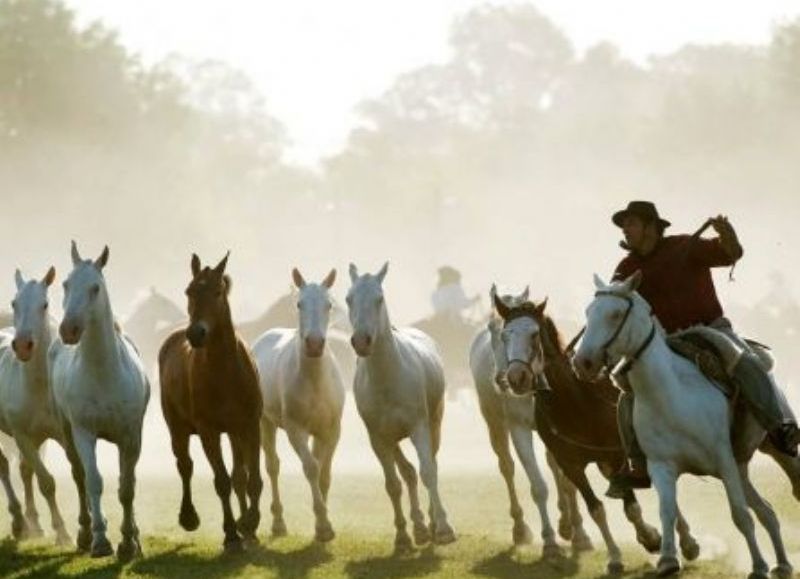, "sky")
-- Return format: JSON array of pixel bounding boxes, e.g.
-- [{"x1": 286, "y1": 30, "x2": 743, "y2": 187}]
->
[{"x1": 64, "y1": 1, "x2": 800, "y2": 166}]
